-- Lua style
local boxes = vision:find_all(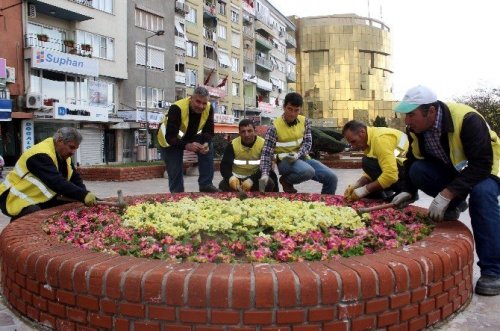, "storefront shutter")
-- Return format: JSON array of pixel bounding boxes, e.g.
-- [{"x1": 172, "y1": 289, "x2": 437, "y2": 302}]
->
[{"x1": 79, "y1": 128, "x2": 104, "y2": 166}]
